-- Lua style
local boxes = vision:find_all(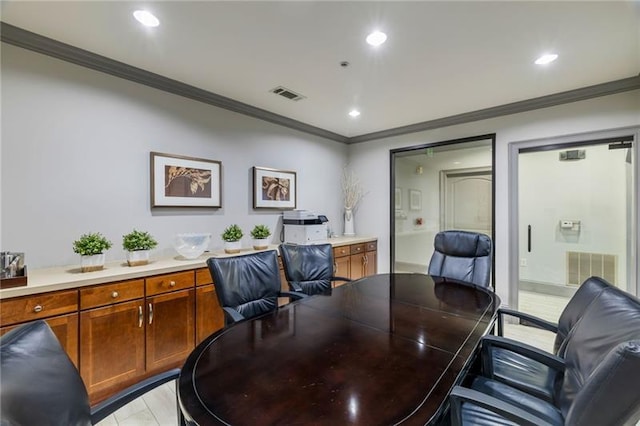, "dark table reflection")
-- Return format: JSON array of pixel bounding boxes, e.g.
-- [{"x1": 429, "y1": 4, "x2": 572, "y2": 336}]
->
[{"x1": 179, "y1": 273, "x2": 500, "y2": 426}]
